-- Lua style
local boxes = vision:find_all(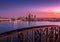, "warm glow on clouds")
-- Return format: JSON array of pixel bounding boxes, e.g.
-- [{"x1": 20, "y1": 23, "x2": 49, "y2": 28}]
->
[
  {"x1": 36, "y1": 12, "x2": 60, "y2": 18},
  {"x1": 52, "y1": 8, "x2": 60, "y2": 13},
  {"x1": 36, "y1": 7, "x2": 60, "y2": 13}
]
